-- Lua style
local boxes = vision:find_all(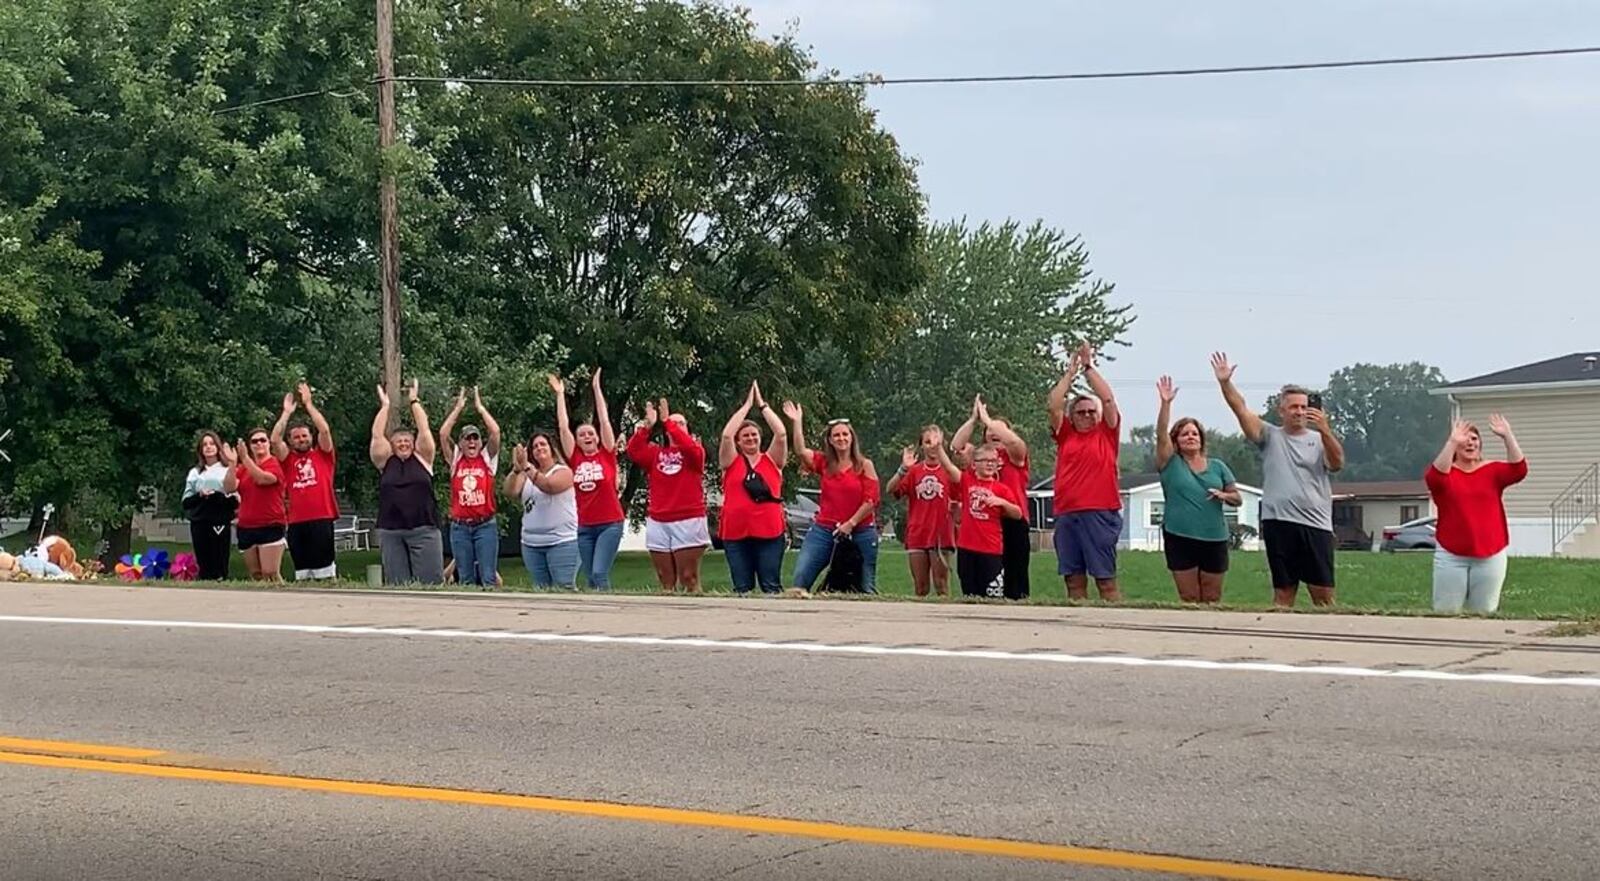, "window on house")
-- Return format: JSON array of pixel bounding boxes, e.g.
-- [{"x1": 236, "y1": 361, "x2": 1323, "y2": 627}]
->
[
  {"x1": 1400, "y1": 504, "x2": 1420, "y2": 523},
  {"x1": 1147, "y1": 500, "x2": 1164, "y2": 528}
]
